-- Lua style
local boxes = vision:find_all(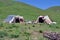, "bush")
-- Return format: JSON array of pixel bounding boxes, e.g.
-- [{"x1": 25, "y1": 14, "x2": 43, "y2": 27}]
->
[
  {"x1": 0, "y1": 23, "x2": 4, "y2": 27},
  {"x1": 8, "y1": 30, "x2": 20, "y2": 38},
  {"x1": 24, "y1": 31, "x2": 31, "y2": 37},
  {"x1": 24, "y1": 32, "x2": 31, "y2": 40},
  {"x1": 6, "y1": 24, "x2": 18, "y2": 29},
  {"x1": 10, "y1": 34, "x2": 19, "y2": 38},
  {"x1": 49, "y1": 24, "x2": 59, "y2": 29},
  {"x1": 0, "y1": 31, "x2": 7, "y2": 38},
  {"x1": 39, "y1": 30, "x2": 43, "y2": 33},
  {"x1": 32, "y1": 25, "x2": 35, "y2": 27},
  {"x1": 11, "y1": 24, "x2": 19, "y2": 28}
]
